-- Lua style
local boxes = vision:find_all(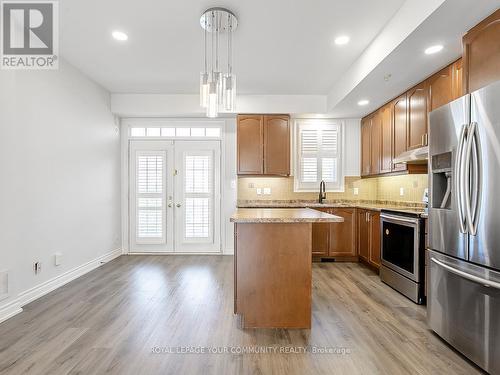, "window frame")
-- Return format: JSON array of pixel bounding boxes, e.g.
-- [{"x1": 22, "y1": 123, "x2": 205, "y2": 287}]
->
[{"x1": 293, "y1": 119, "x2": 345, "y2": 192}]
